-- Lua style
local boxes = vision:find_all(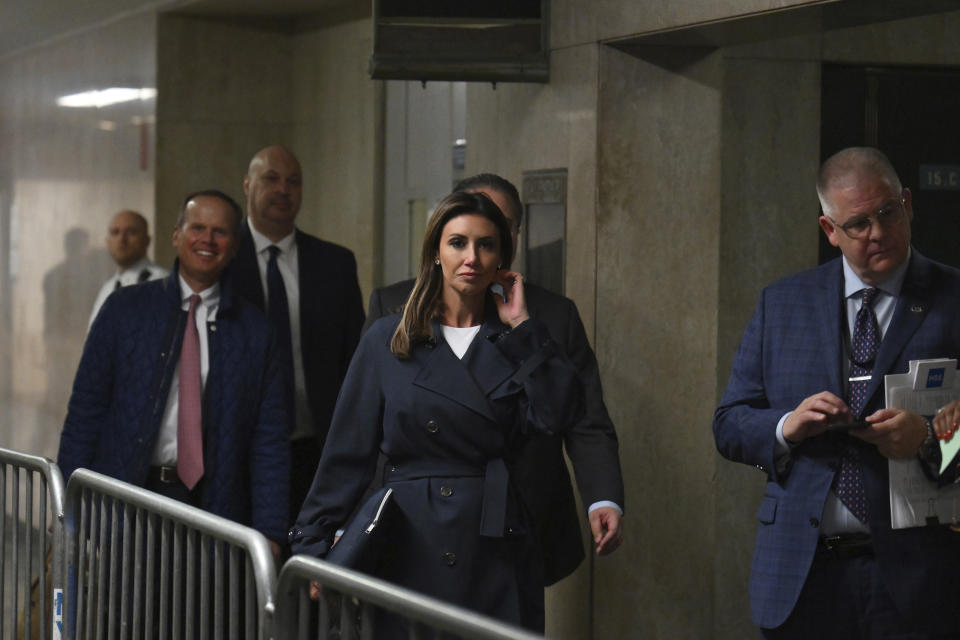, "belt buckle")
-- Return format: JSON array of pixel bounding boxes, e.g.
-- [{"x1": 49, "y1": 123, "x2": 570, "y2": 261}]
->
[
  {"x1": 159, "y1": 465, "x2": 178, "y2": 484},
  {"x1": 820, "y1": 533, "x2": 871, "y2": 554}
]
